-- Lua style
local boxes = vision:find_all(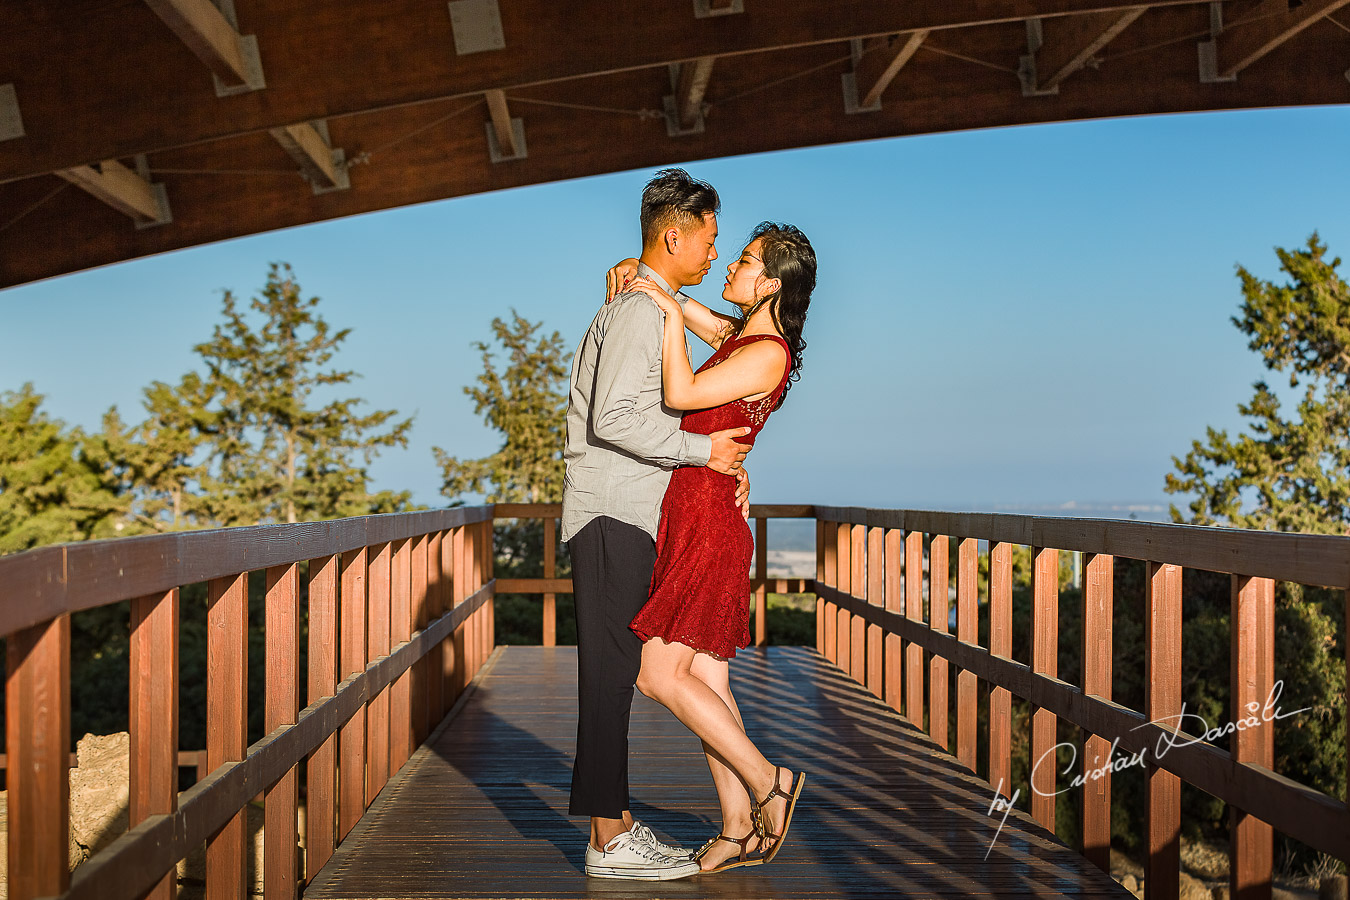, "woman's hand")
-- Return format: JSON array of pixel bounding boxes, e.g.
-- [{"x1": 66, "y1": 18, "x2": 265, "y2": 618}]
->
[
  {"x1": 629, "y1": 276, "x2": 682, "y2": 318},
  {"x1": 604, "y1": 258, "x2": 641, "y2": 303}
]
